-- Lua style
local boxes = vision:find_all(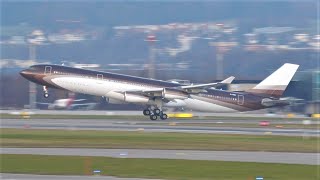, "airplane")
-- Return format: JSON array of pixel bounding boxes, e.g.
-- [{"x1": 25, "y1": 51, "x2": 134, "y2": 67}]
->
[
  {"x1": 20, "y1": 63, "x2": 299, "y2": 120},
  {"x1": 36, "y1": 93, "x2": 97, "y2": 110}
]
